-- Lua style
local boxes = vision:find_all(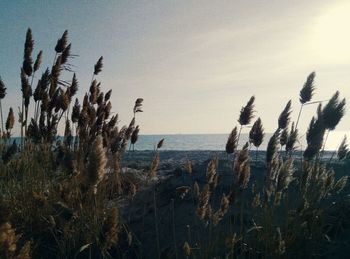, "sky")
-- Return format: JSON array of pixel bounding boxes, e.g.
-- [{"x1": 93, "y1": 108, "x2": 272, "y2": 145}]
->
[{"x1": 0, "y1": 0, "x2": 349, "y2": 144}]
